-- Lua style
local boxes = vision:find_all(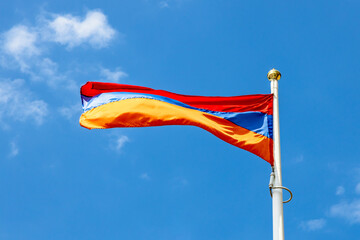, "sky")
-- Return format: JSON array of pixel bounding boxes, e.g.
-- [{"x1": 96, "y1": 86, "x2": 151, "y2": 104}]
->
[{"x1": 0, "y1": 0, "x2": 360, "y2": 239}]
